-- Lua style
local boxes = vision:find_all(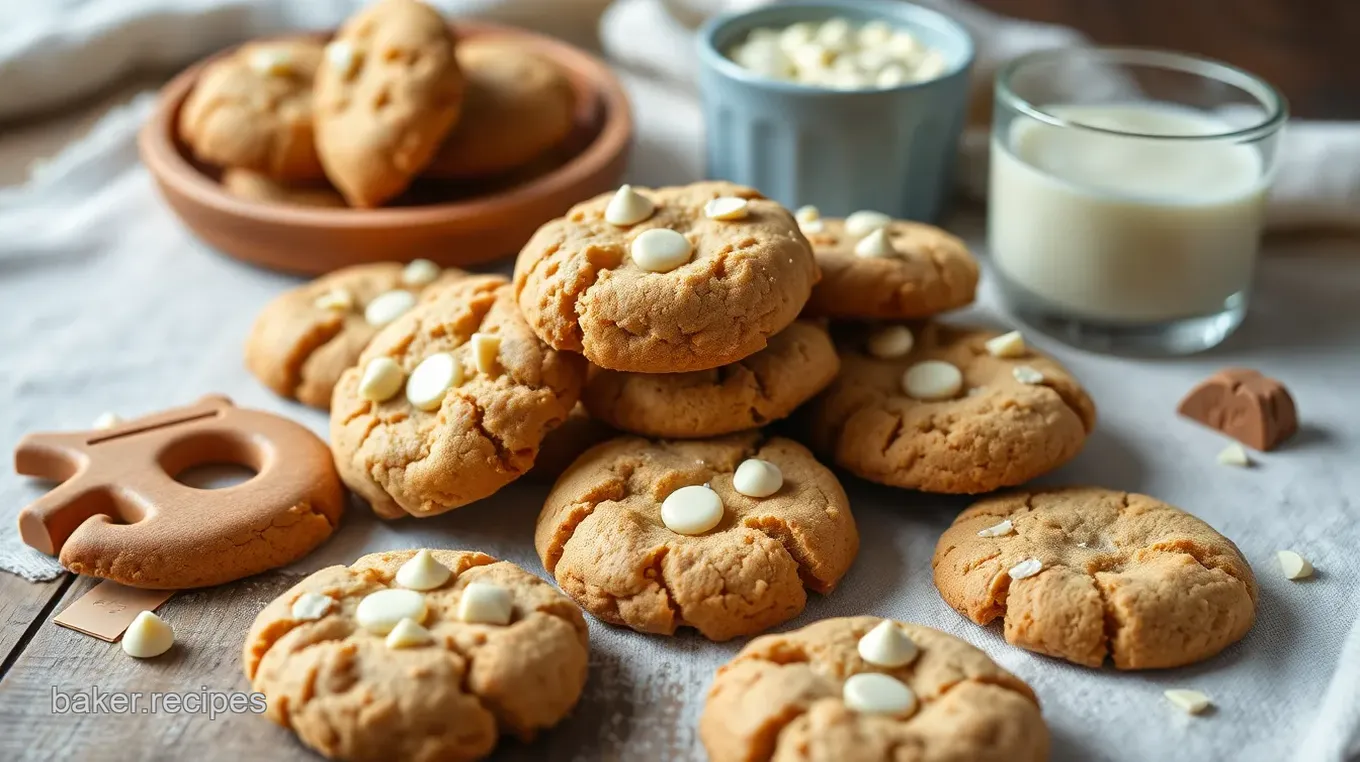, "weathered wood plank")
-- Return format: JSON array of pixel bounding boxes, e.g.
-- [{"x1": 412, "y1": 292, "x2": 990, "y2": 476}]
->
[{"x1": 0, "y1": 573, "x2": 68, "y2": 672}]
